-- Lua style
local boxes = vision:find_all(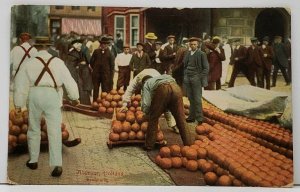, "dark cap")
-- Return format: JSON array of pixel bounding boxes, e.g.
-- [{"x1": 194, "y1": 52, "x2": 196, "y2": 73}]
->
[
  {"x1": 155, "y1": 41, "x2": 163, "y2": 45},
  {"x1": 71, "y1": 39, "x2": 82, "y2": 45},
  {"x1": 123, "y1": 44, "x2": 130, "y2": 48},
  {"x1": 274, "y1": 35, "x2": 282, "y2": 39},
  {"x1": 250, "y1": 37, "x2": 258, "y2": 42},
  {"x1": 136, "y1": 42, "x2": 144, "y2": 47},
  {"x1": 262, "y1": 36, "x2": 270, "y2": 42},
  {"x1": 233, "y1": 38, "x2": 241, "y2": 42},
  {"x1": 167, "y1": 35, "x2": 176, "y2": 39},
  {"x1": 189, "y1": 37, "x2": 201, "y2": 42}
]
